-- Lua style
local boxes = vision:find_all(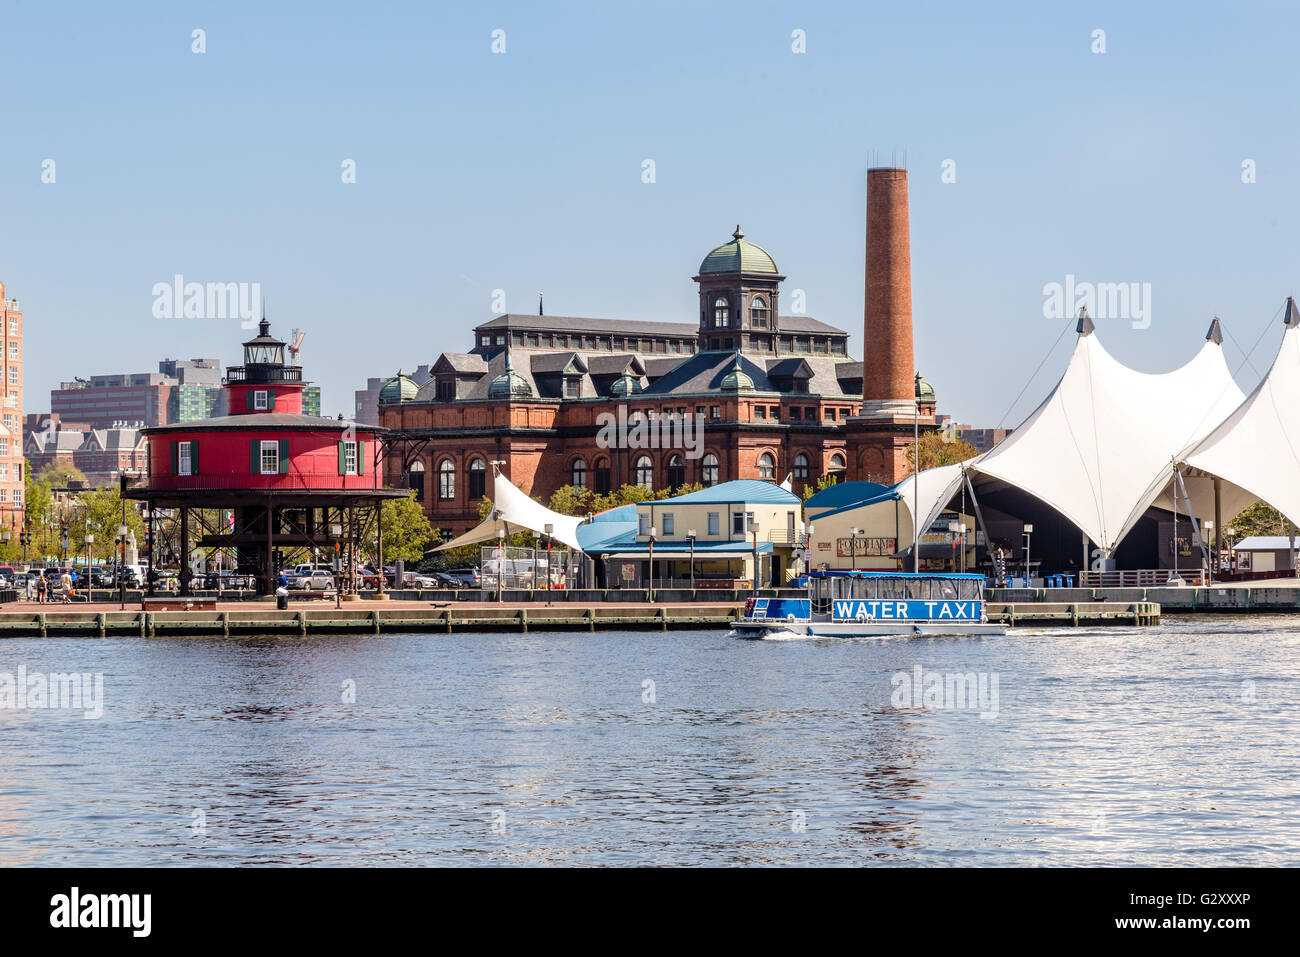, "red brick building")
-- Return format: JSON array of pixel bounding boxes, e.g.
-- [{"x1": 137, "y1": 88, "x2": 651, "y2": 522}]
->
[{"x1": 381, "y1": 174, "x2": 937, "y2": 538}]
